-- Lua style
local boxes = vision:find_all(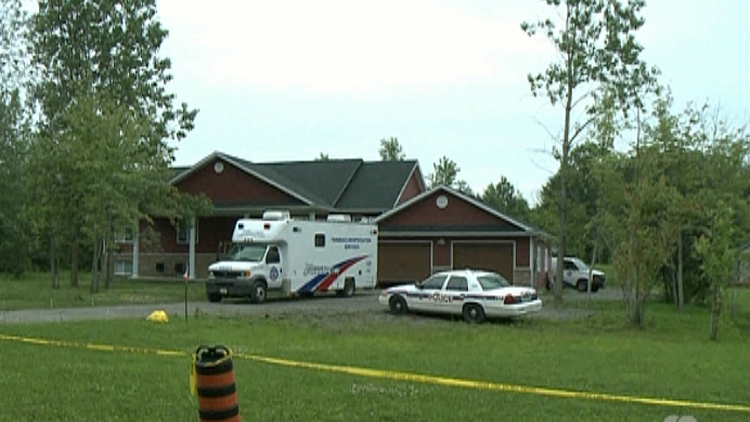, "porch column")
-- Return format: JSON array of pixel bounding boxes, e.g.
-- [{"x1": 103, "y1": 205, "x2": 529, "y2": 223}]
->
[
  {"x1": 529, "y1": 237, "x2": 535, "y2": 287},
  {"x1": 189, "y1": 218, "x2": 196, "y2": 279},
  {"x1": 131, "y1": 220, "x2": 139, "y2": 278}
]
